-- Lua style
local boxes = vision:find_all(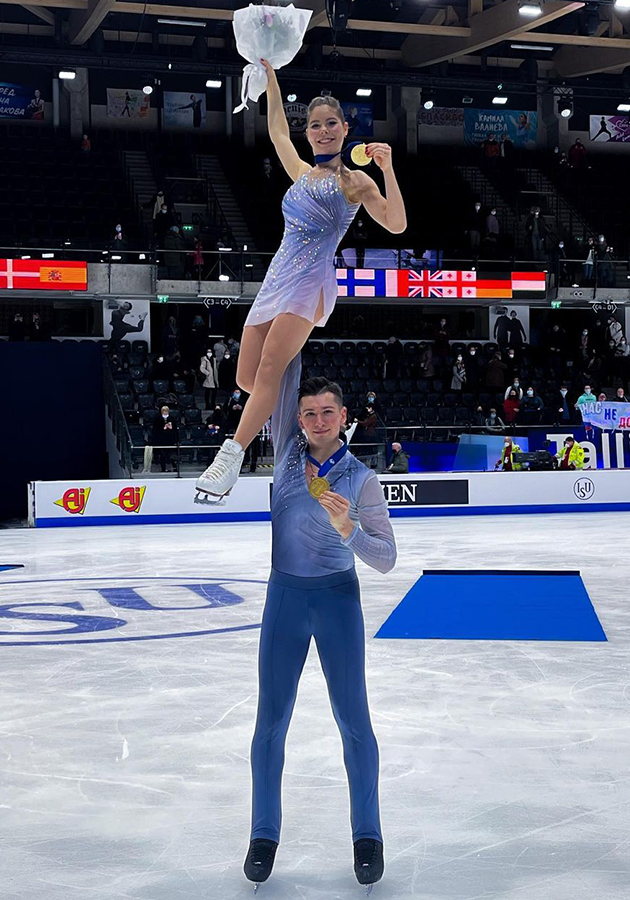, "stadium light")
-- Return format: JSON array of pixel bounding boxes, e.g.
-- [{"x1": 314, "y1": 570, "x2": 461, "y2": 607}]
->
[
  {"x1": 111, "y1": 255, "x2": 122, "y2": 261},
  {"x1": 157, "y1": 18, "x2": 206, "y2": 27},
  {"x1": 58, "y1": 70, "x2": 76, "y2": 80},
  {"x1": 518, "y1": 0, "x2": 543, "y2": 16},
  {"x1": 492, "y1": 96, "x2": 508, "y2": 105},
  {"x1": 20, "y1": 255, "x2": 31, "y2": 260},
  {"x1": 219, "y1": 274, "x2": 230, "y2": 282},
  {"x1": 511, "y1": 43, "x2": 554, "y2": 51},
  {"x1": 558, "y1": 99, "x2": 573, "y2": 118},
  {"x1": 42, "y1": 252, "x2": 55, "y2": 258},
  {"x1": 618, "y1": 102, "x2": 630, "y2": 111},
  {"x1": 286, "y1": 92, "x2": 297, "y2": 102},
  {"x1": 614, "y1": 0, "x2": 630, "y2": 9},
  {"x1": 356, "y1": 88, "x2": 372, "y2": 97},
  {"x1": 206, "y1": 80, "x2": 222, "y2": 89},
  {"x1": 142, "y1": 84, "x2": 153, "y2": 95}
]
